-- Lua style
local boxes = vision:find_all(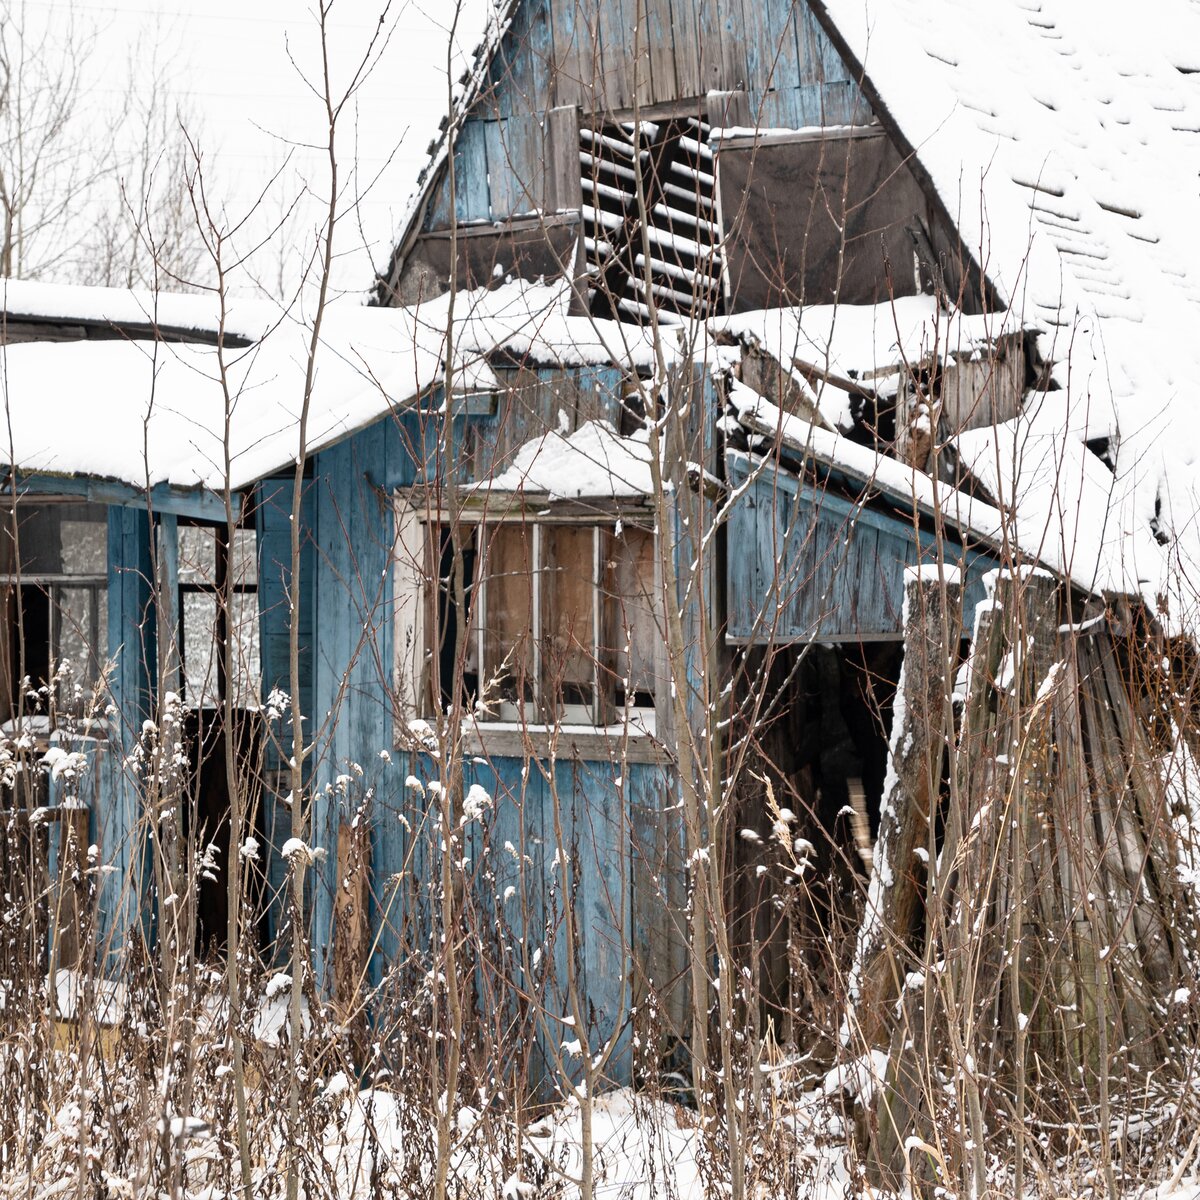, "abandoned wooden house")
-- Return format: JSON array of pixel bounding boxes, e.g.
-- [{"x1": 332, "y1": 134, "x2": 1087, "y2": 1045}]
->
[{"x1": 2, "y1": 0, "x2": 1200, "y2": 1129}]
